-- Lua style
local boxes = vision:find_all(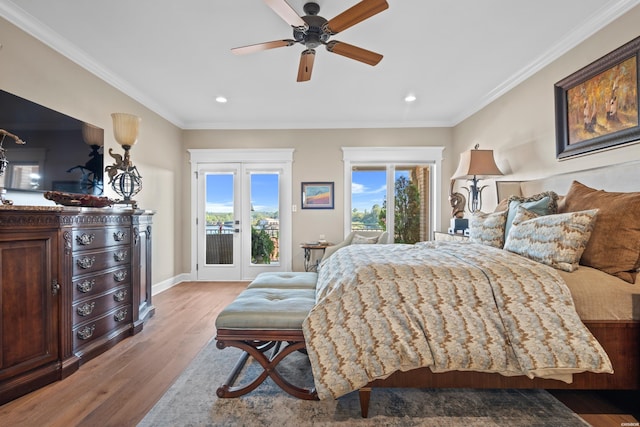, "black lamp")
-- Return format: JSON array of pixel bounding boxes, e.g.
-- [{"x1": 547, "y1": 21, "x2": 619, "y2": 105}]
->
[{"x1": 67, "y1": 123, "x2": 104, "y2": 194}]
